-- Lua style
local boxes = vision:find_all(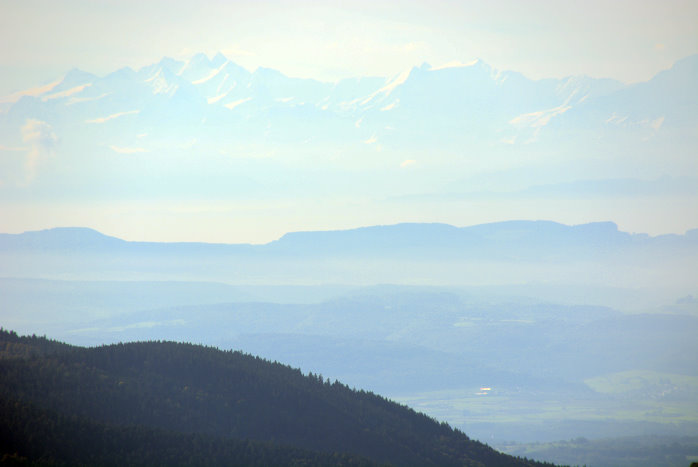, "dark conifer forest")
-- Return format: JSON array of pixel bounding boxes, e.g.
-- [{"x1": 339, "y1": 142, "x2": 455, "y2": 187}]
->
[{"x1": 0, "y1": 329, "x2": 555, "y2": 467}]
